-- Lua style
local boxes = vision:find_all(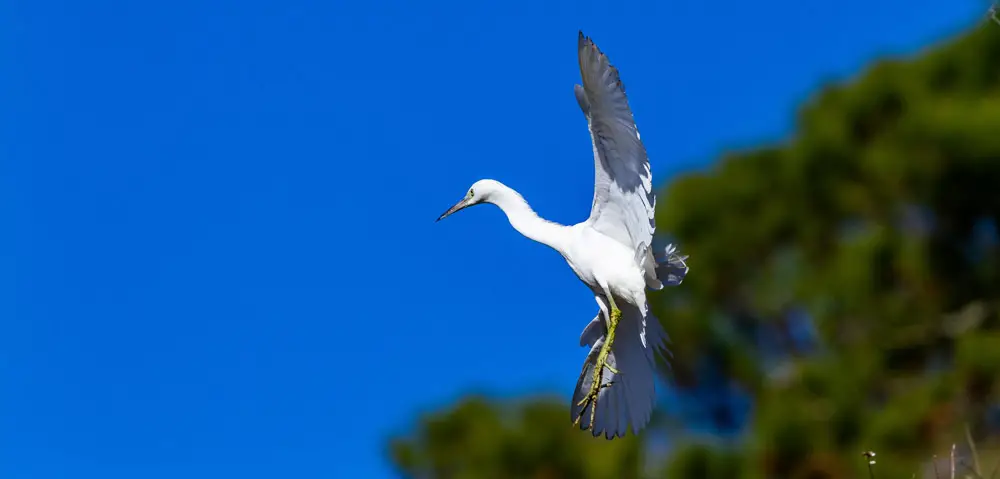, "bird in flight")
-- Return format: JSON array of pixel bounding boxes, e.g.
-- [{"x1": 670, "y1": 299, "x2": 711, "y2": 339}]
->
[{"x1": 436, "y1": 31, "x2": 689, "y2": 438}]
